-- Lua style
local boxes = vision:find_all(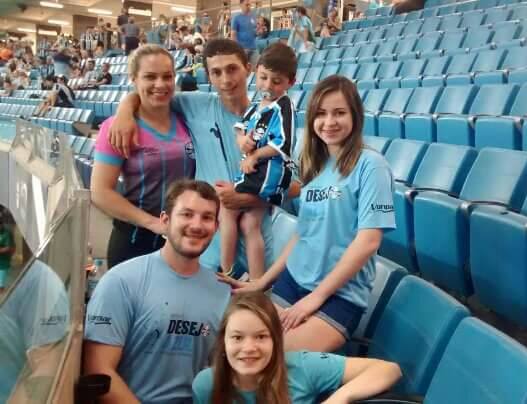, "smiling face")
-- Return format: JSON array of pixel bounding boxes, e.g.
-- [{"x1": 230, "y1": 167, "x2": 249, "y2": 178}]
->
[
  {"x1": 161, "y1": 190, "x2": 218, "y2": 259},
  {"x1": 313, "y1": 90, "x2": 354, "y2": 156},
  {"x1": 255, "y1": 64, "x2": 292, "y2": 101},
  {"x1": 224, "y1": 309, "x2": 274, "y2": 390},
  {"x1": 206, "y1": 53, "x2": 250, "y2": 104},
  {"x1": 132, "y1": 53, "x2": 175, "y2": 110}
]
